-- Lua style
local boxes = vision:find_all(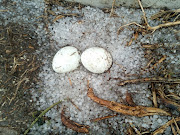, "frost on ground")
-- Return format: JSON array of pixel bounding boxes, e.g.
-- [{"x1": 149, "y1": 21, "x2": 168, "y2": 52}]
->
[{"x1": 30, "y1": 4, "x2": 180, "y2": 135}]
